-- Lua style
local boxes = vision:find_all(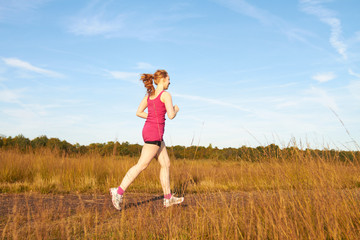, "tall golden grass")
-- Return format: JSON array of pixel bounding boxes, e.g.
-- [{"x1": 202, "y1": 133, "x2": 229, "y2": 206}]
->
[{"x1": 1, "y1": 147, "x2": 360, "y2": 239}]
